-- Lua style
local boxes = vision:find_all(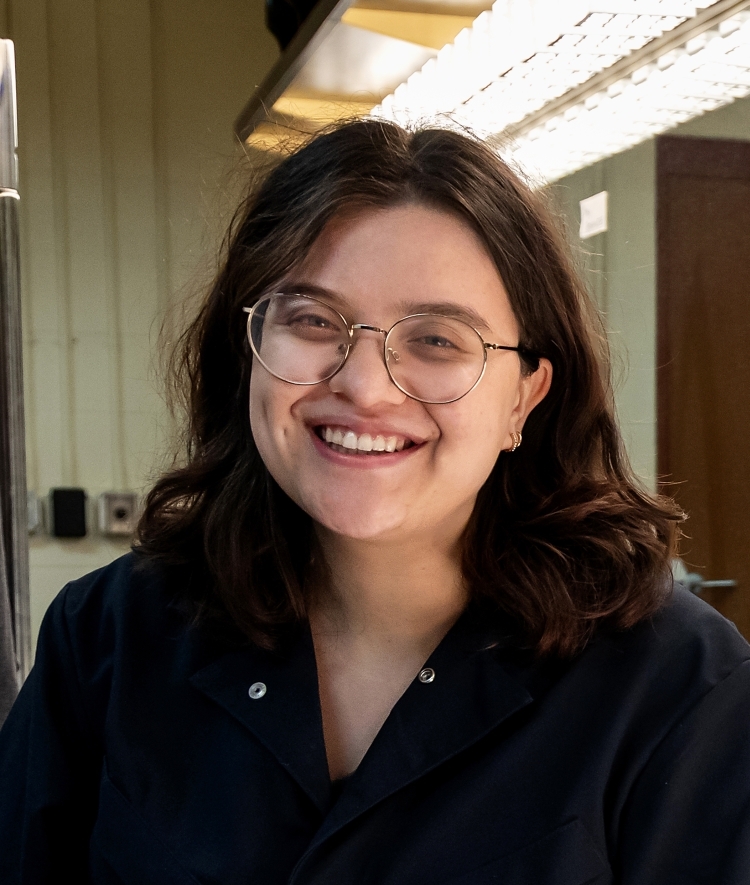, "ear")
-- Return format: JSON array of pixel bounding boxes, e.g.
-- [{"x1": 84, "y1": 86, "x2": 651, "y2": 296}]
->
[{"x1": 508, "y1": 357, "x2": 553, "y2": 436}]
